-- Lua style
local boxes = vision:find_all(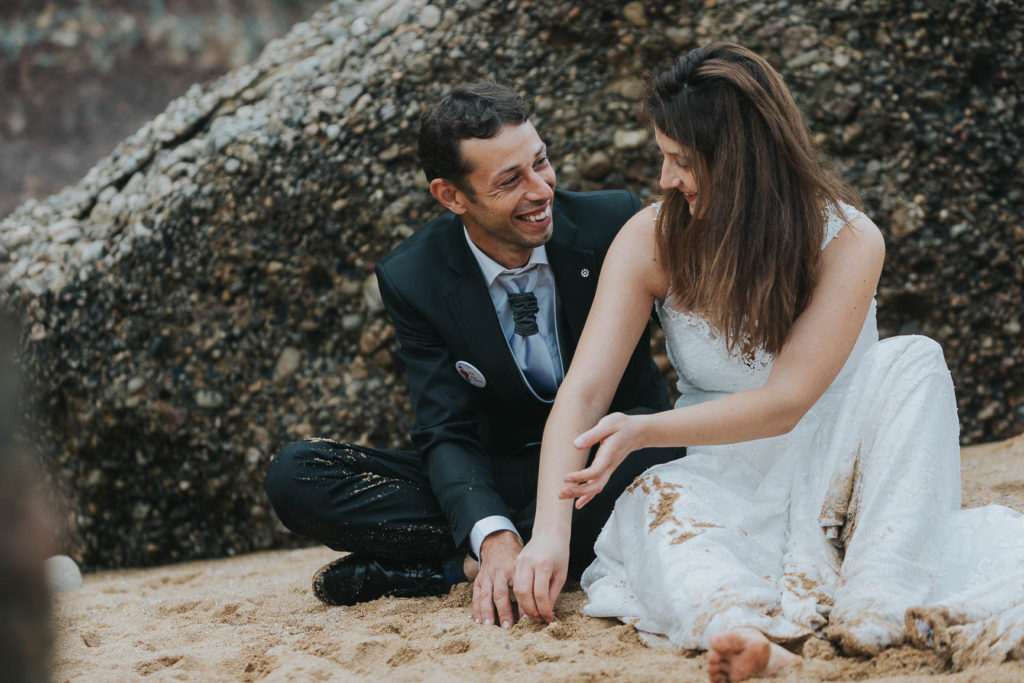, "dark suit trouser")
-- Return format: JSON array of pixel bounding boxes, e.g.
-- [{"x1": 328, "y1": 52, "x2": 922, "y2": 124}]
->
[{"x1": 266, "y1": 437, "x2": 682, "y2": 578}]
